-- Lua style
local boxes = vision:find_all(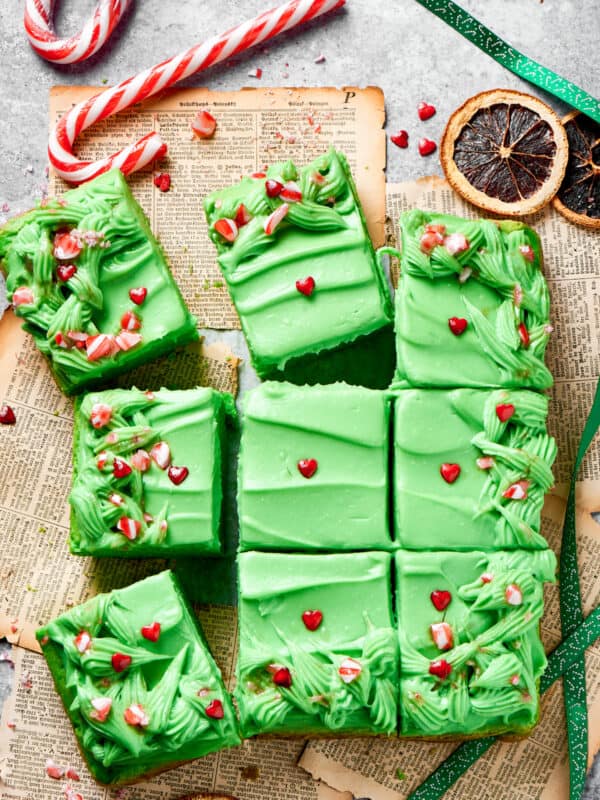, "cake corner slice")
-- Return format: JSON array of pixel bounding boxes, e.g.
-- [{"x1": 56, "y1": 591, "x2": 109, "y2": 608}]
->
[
  {"x1": 235, "y1": 550, "x2": 398, "y2": 738},
  {"x1": 394, "y1": 209, "x2": 552, "y2": 390},
  {"x1": 395, "y1": 547, "x2": 556, "y2": 739},
  {"x1": 393, "y1": 387, "x2": 556, "y2": 550},
  {"x1": 238, "y1": 381, "x2": 391, "y2": 552},
  {"x1": 0, "y1": 169, "x2": 197, "y2": 395},
  {"x1": 204, "y1": 148, "x2": 394, "y2": 388},
  {"x1": 36, "y1": 570, "x2": 240, "y2": 785},
  {"x1": 69, "y1": 385, "x2": 233, "y2": 557}
]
